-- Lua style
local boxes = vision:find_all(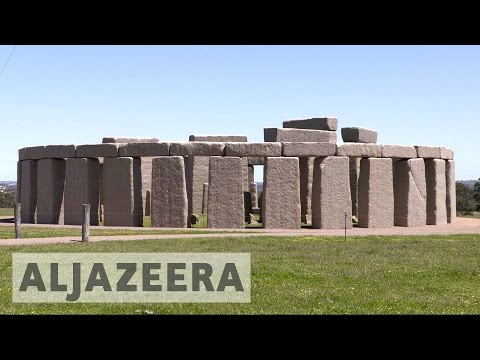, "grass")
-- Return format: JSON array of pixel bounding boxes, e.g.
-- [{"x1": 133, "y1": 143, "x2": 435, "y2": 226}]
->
[
  {"x1": 1, "y1": 234, "x2": 480, "y2": 314},
  {"x1": 458, "y1": 211, "x2": 480, "y2": 219},
  {"x1": 0, "y1": 208, "x2": 13, "y2": 217}
]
